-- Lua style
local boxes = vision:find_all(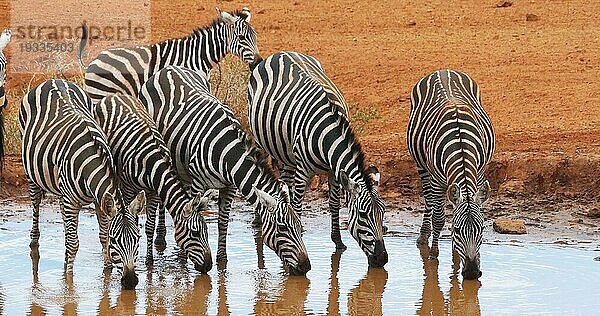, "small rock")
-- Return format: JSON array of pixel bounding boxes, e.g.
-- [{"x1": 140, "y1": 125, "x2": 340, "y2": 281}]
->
[
  {"x1": 594, "y1": 256, "x2": 600, "y2": 262},
  {"x1": 526, "y1": 13, "x2": 540, "y2": 21},
  {"x1": 586, "y1": 208, "x2": 600, "y2": 218},
  {"x1": 495, "y1": 1, "x2": 513, "y2": 7},
  {"x1": 407, "y1": 20, "x2": 417, "y2": 26},
  {"x1": 493, "y1": 218, "x2": 527, "y2": 234},
  {"x1": 257, "y1": 9, "x2": 266, "y2": 14}
]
